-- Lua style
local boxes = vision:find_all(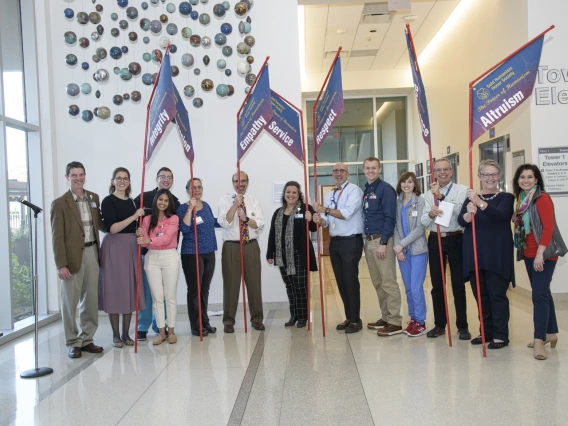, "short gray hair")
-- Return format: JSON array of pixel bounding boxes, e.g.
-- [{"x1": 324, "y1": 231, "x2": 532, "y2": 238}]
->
[
  {"x1": 478, "y1": 159, "x2": 500, "y2": 175},
  {"x1": 434, "y1": 158, "x2": 452, "y2": 170}
]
